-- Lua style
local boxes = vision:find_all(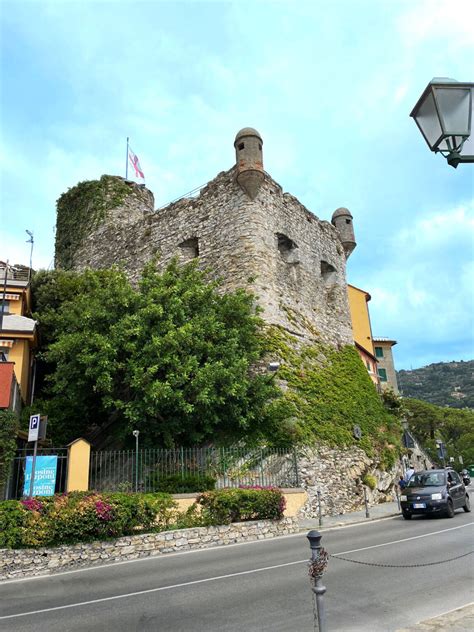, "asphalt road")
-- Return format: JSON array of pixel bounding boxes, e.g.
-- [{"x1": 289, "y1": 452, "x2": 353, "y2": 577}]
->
[{"x1": 0, "y1": 511, "x2": 473, "y2": 632}]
